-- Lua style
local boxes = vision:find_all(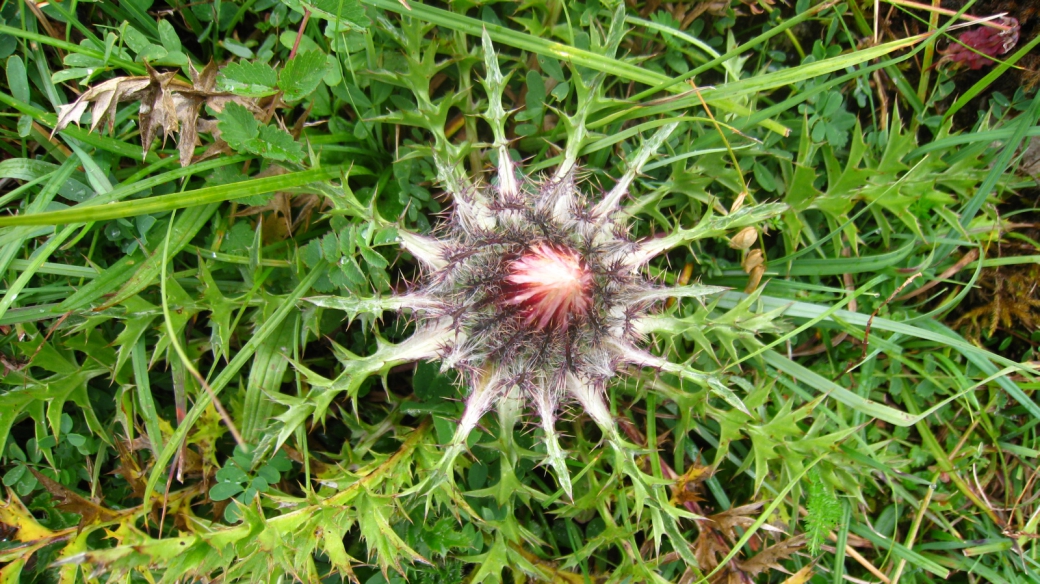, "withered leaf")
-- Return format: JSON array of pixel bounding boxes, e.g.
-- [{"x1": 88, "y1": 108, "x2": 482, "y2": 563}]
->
[
  {"x1": 137, "y1": 66, "x2": 182, "y2": 158},
  {"x1": 671, "y1": 463, "x2": 710, "y2": 507},
  {"x1": 54, "y1": 76, "x2": 151, "y2": 136},
  {"x1": 780, "y1": 565, "x2": 814, "y2": 584},
  {"x1": 708, "y1": 503, "x2": 764, "y2": 543},
  {"x1": 694, "y1": 529, "x2": 729, "y2": 572},
  {"x1": 736, "y1": 535, "x2": 805, "y2": 576},
  {"x1": 53, "y1": 61, "x2": 258, "y2": 167},
  {"x1": 29, "y1": 468, "x2": 121, "y2": 525}
]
